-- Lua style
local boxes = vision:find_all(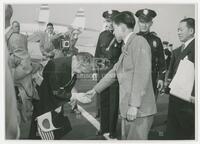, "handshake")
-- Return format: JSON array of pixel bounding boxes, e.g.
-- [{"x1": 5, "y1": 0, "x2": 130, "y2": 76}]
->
[
  {"x1": 71, "y1": 89, "x2": 97, "y2": 104},
  {"x1": 84, "y1": 89, "x2": 97, "y2": 100}
]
